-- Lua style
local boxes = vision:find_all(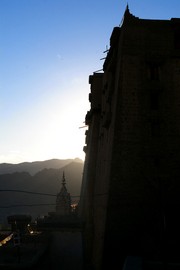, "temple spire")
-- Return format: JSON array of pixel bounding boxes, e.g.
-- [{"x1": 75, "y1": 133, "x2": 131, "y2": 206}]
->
[
  {"x1": 56, "y1": 171, "x2": 71, "y2": 215},
  {"x1": 62, "y1": 171, "x2": 66, "y2": 186}
]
